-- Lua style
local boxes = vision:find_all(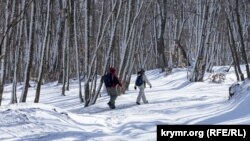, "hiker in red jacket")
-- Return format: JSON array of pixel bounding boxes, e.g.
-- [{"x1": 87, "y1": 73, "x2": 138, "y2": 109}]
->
[{"x1": 104, "y1": 67, "x2": 122, "y2": 109}]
